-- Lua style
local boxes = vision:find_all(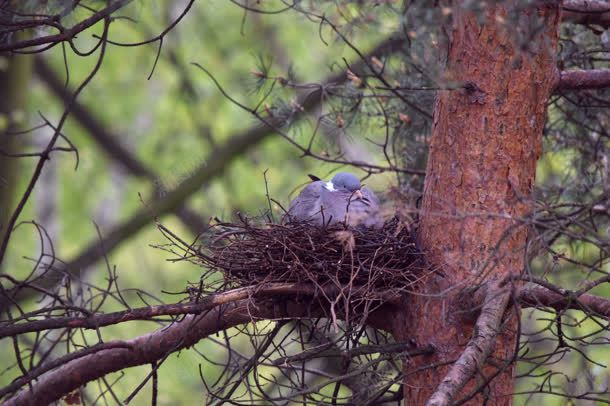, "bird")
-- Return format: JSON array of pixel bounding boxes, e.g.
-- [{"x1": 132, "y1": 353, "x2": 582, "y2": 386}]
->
[{"x1": 286, "y1": 172, "x2": 383, "y2": 228}]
